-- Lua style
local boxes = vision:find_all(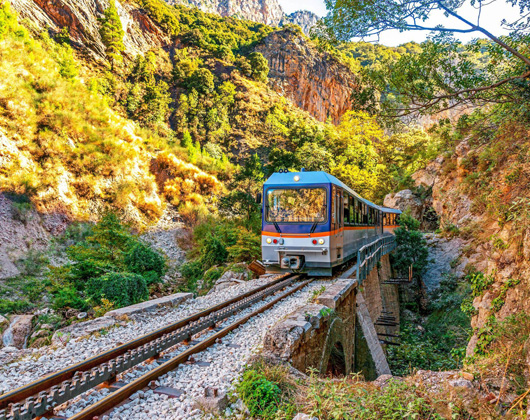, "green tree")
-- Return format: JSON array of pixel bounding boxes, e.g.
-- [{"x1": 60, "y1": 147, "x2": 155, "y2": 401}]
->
[
  {"x1": 248, "y1": 52, "x2": 269, "y2": 83},
  {"x1": 323, "y1": 0, "x2": 530, "y2": 116},
  {"x1": 393, "y1": 210, "x2": 430, "y2": 277},
  {"x1": 55, "y1": 213, "x2": 165, "y2": 309},
  {"x1": 220, "y1": 154, "x2": 264, "y2": 226},
  {"x1": 186, "y1": 68, "x2": 215, "y2": 94},
  {"x1": 99, "y1": 0, "x2": 125, "y2": 68}
]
